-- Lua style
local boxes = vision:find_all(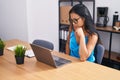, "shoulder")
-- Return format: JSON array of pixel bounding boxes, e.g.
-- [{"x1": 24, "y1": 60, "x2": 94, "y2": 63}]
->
[{"x1": 88, "y1": 33, "x2": 98, "y2": 41}]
